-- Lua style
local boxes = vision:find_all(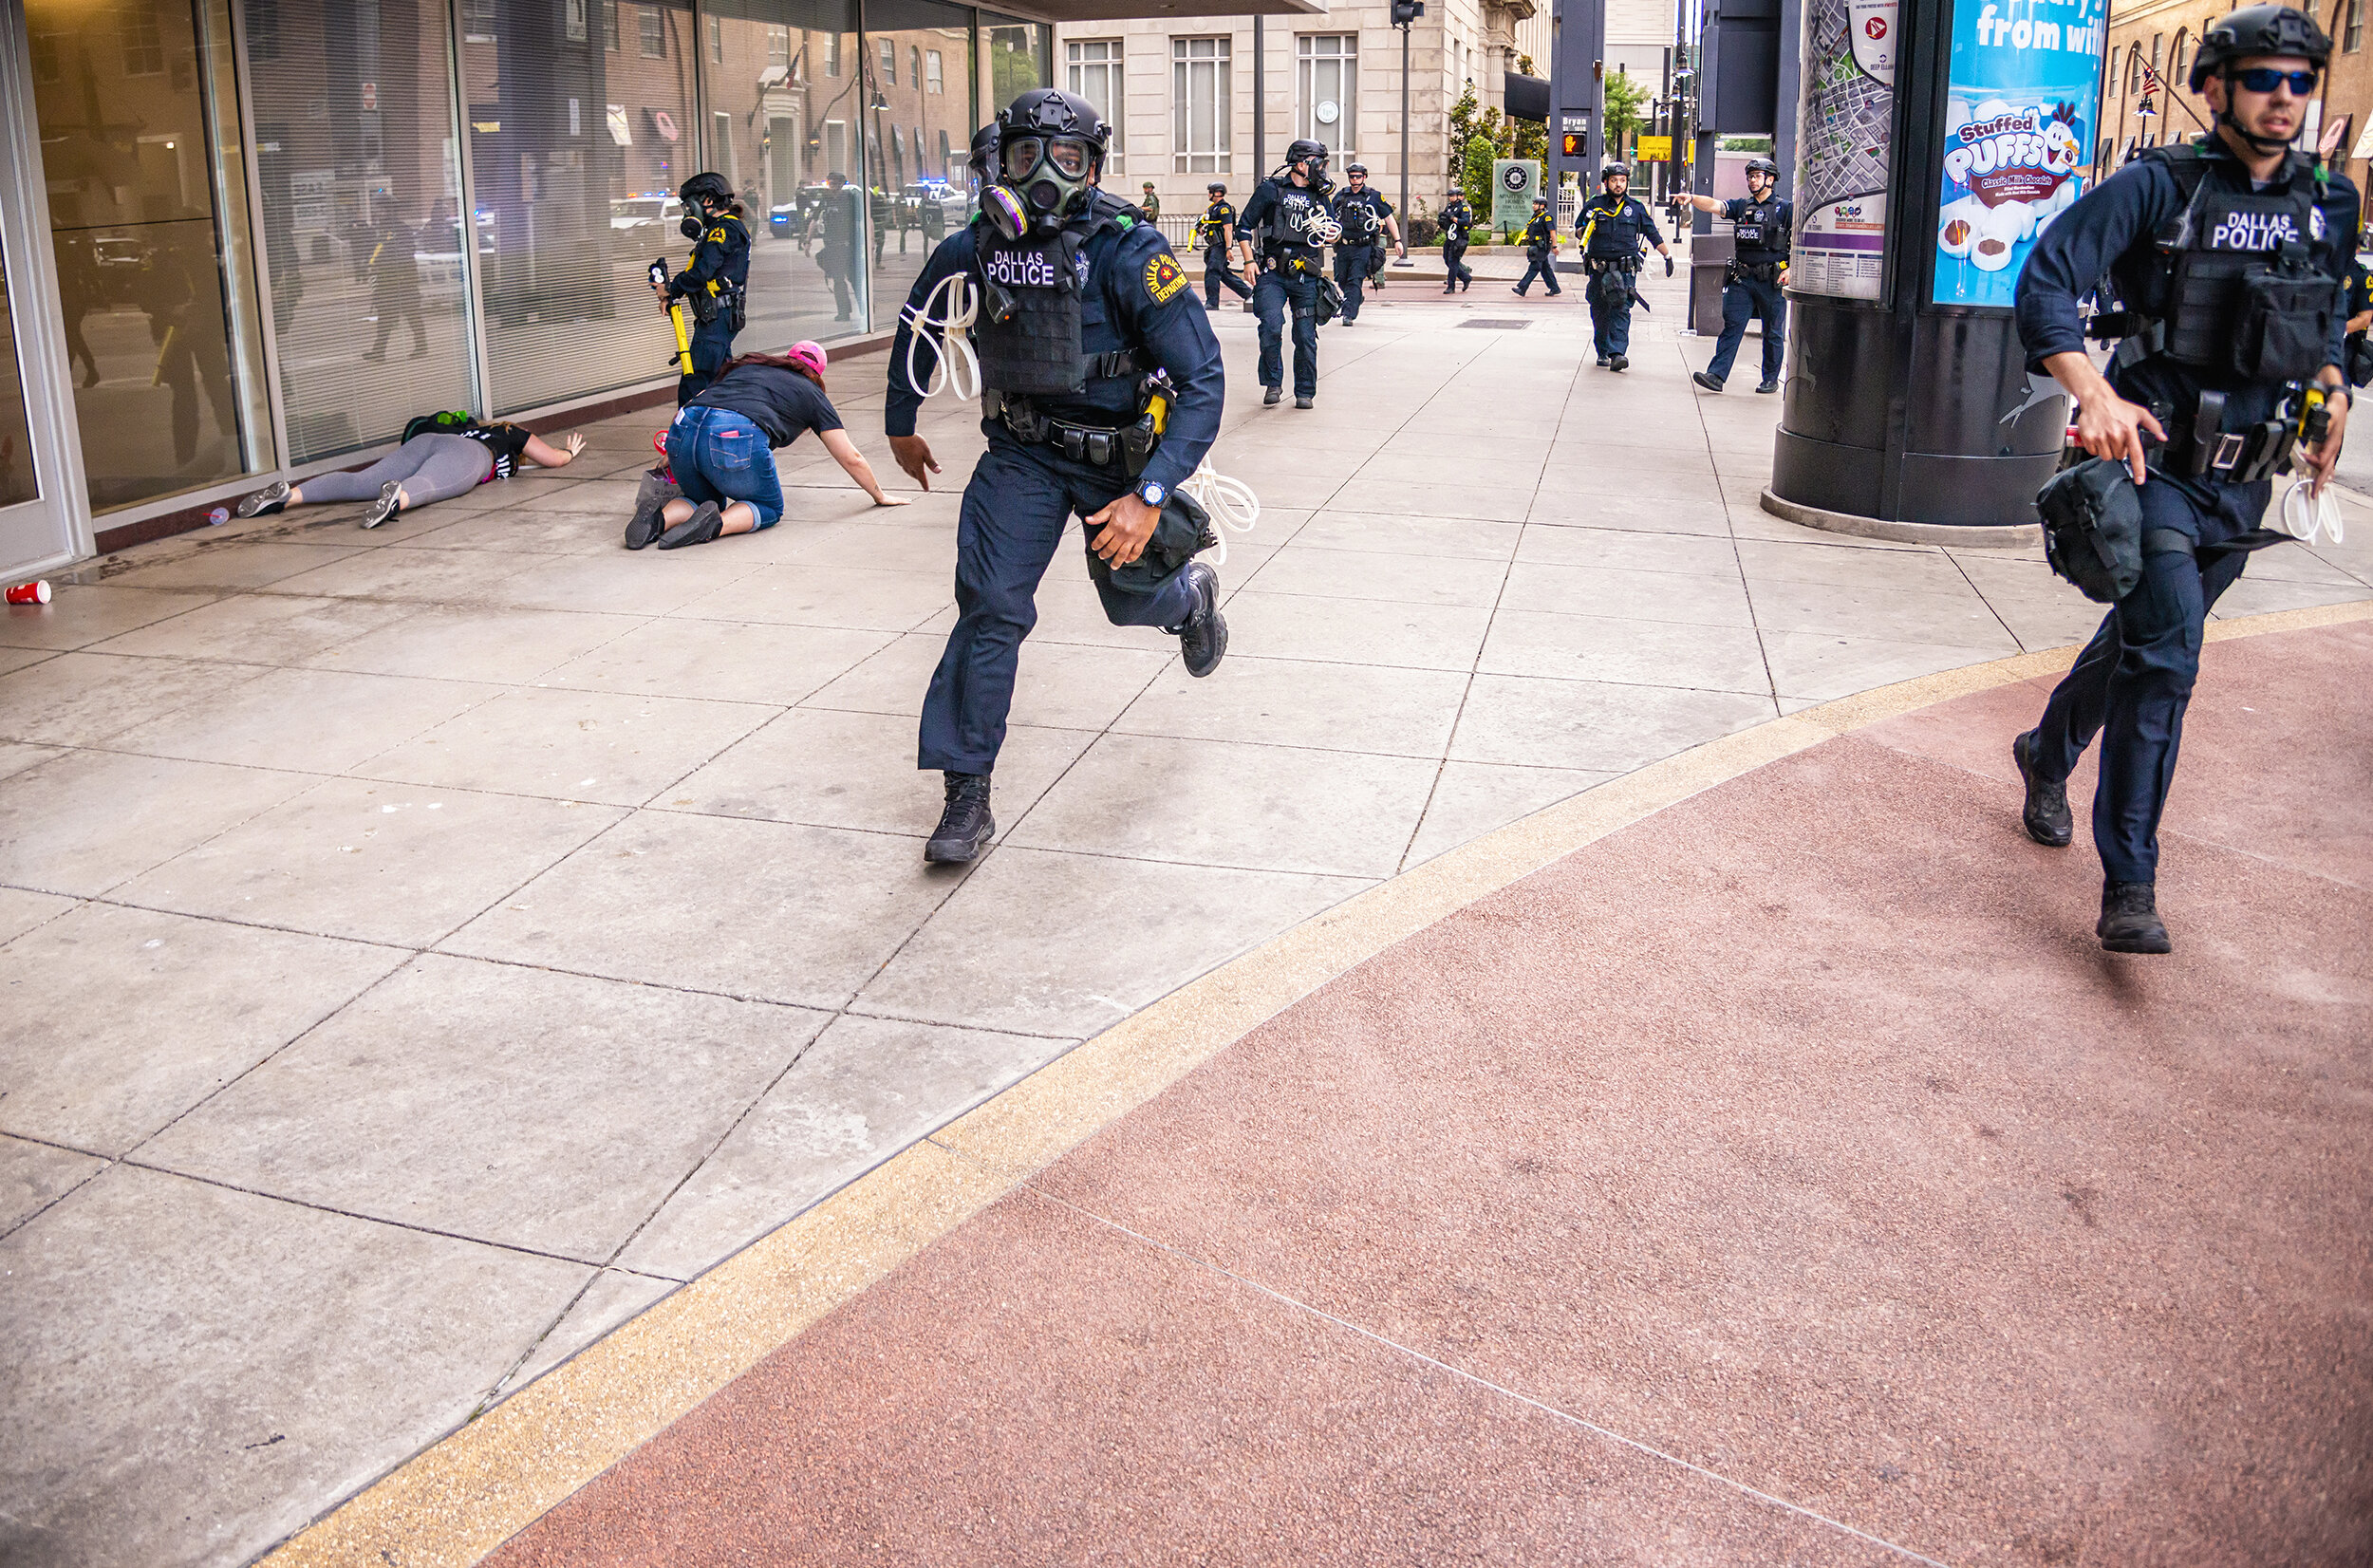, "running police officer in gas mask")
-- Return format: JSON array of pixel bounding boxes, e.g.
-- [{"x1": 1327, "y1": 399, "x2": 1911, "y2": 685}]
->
[
  {"x1": 1198, "y1": 182, "x2": 1253, "y2": 309},
  {"x1": 1681, "y1": 155, "x2": 1791, "y2": 394},
  {"x1": 883, "y1": 90, "x2": 1229, "y2": 866},
  {"x1": 2014, "y1": 4, "x2": 2356, "y2": 954},
  {"x1": 1330, "y1": 162, "x2": 1400, "y2": 324},
  {"x1": 1440, "y1": 191, "x2": 1476, "y2": 293},
  {"x1": 1576, "y1": 161, "x2": 1673, "y2": 371},
  {"x1": 650, "y1": 172, "x2": 751, "y2": 404},
  {"x1": 1238, "y1": 139, "x2": 1337, "y2": 407}
]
